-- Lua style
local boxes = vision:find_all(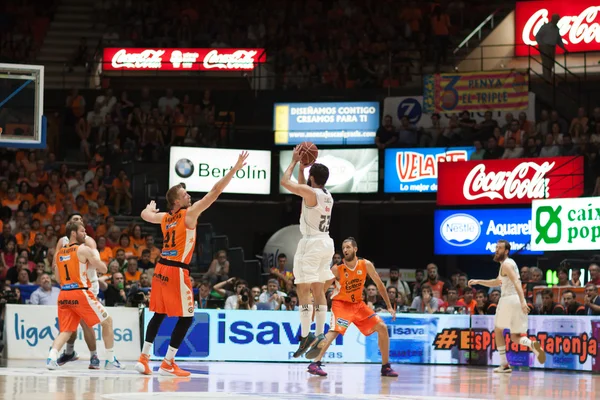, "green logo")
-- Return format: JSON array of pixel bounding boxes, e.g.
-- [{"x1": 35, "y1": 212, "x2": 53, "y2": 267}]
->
[{"x1": 535, "y1": 205, "x2": 562, "y2": 244}]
